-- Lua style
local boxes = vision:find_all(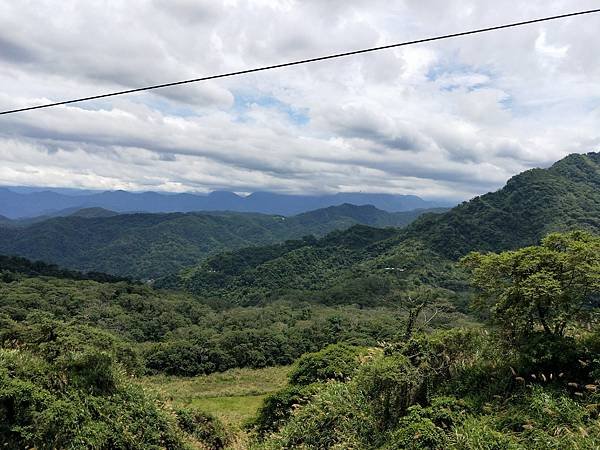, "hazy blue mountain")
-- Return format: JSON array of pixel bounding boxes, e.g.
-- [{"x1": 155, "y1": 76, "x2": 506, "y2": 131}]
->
[
  {"x1": 67, "y1": 207, "x2": 120, "y2": 218},
  {"x1": 0, "y1": 215, "x2": 13, "y2": 226},
  {"x1": 0, "y1": 186, "x2": 451, "y2": 218}
]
